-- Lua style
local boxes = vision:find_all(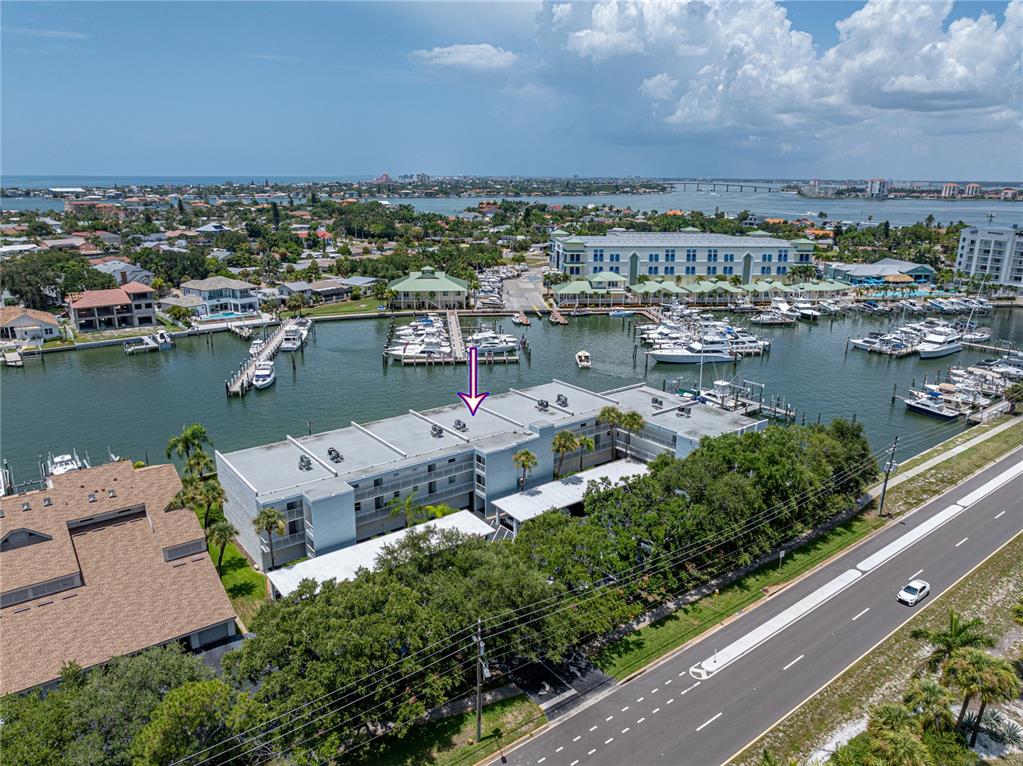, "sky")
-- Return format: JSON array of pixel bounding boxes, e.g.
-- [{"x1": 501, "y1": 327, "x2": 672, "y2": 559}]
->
[{"x1": 2, "y1": 0, "x2": 1021, "y2": 180}]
